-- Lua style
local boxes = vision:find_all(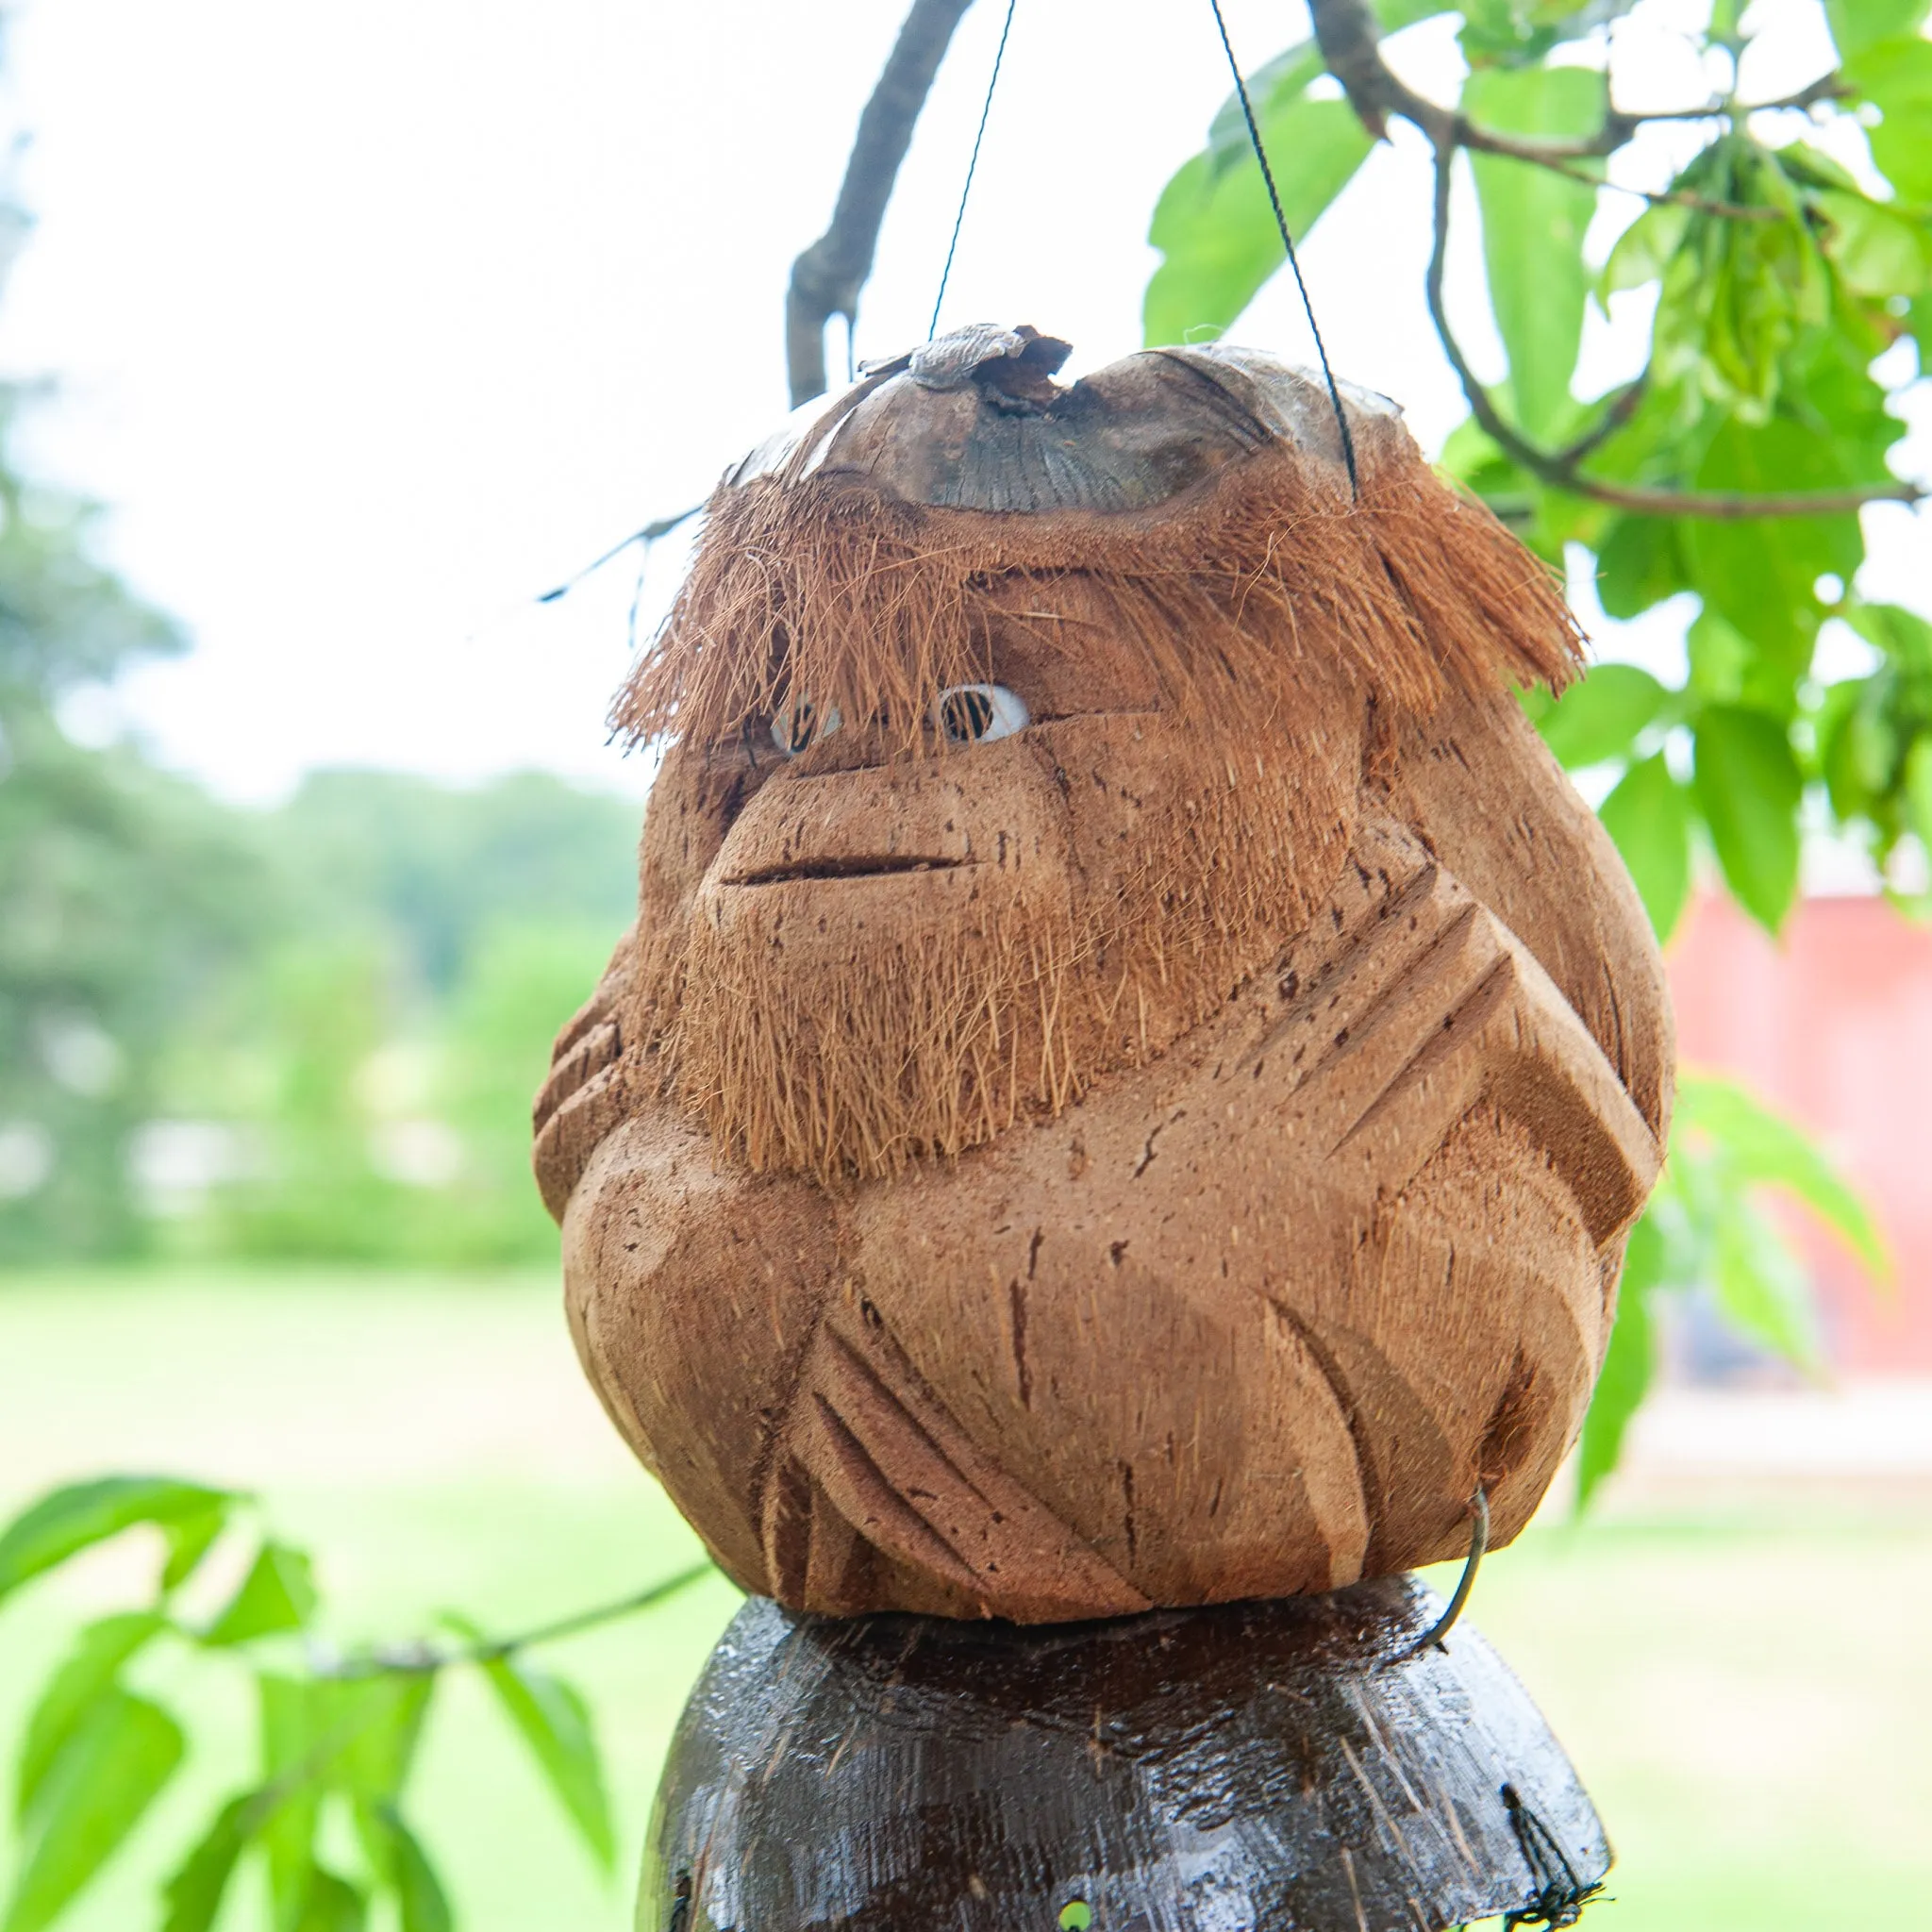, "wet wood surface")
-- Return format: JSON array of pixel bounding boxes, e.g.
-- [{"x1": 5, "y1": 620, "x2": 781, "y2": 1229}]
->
[{"x1": 641, "y1": 1576, "x2": 1608, "y2": 1932}]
